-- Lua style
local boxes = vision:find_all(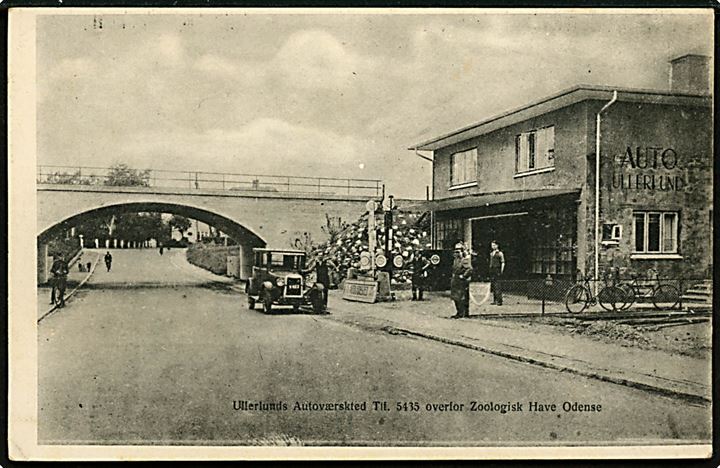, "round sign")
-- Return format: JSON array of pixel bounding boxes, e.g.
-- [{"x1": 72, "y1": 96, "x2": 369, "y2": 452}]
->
[
  {"x1": 393, "y1": 255, "x2": 404, "y2": 268},
  {"x1": 430, "y1": 254, "x2": 441, "y2": 265},
  {"x1": 359, "y1": 251, "x2": 371, "y2": 269},
  {"x1": 365, "y1": 200, "x2": 378, "y2": 212},
  {"x1": 375, "y1": 254, "x2": 387, "y2": 268}
]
